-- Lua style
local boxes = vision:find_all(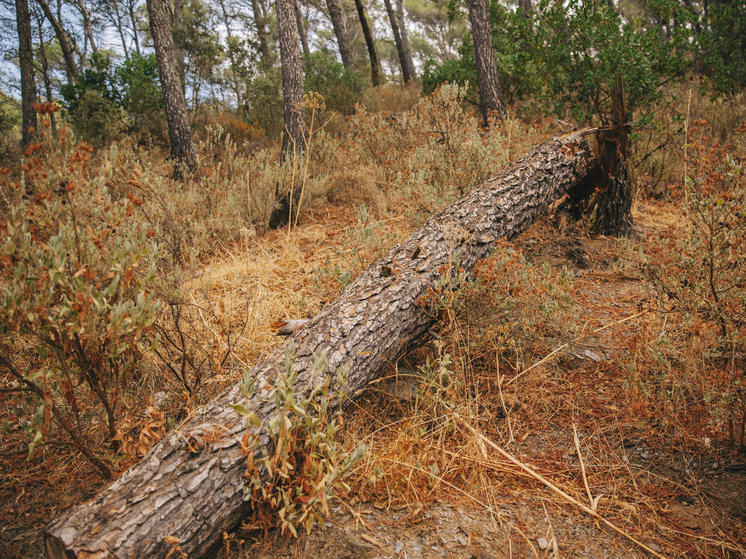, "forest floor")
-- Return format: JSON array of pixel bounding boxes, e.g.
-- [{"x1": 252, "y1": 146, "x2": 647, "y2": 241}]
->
[{"x1": 2, "y1": 197, "x2": 746, "y2": 559}]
